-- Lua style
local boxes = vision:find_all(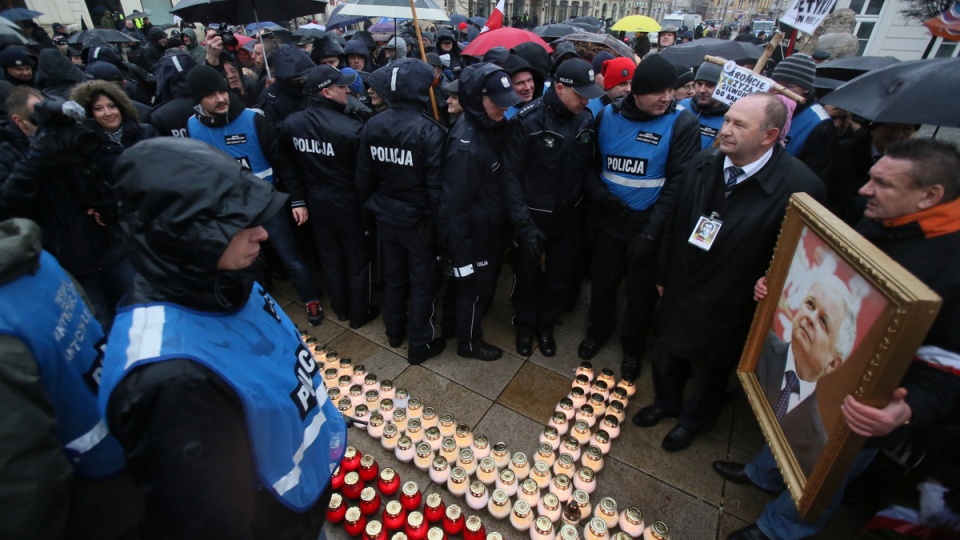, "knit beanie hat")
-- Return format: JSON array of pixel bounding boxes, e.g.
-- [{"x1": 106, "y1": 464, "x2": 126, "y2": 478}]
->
[
  {"x1": 187, "y1": 65, "x2": 229, "y2": 104},
  {"x1": 676, "y1": 65, "x2": 694, "y2": 87},
  {"x1": 630, "y1": 54, "x2": 677, "y2": 95},
  {"x1": 695, "y1": 61, "x2": 723, "y2": 84},
  {"x1": 591, "y1": 51, "x2": 614, "y2": 75},
  {"x1": 602, "y1": 57, "x2": 636, "y2": 90},
  {"x1": 772, "y1": 54, "x2": 816, "y2": 92}
]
